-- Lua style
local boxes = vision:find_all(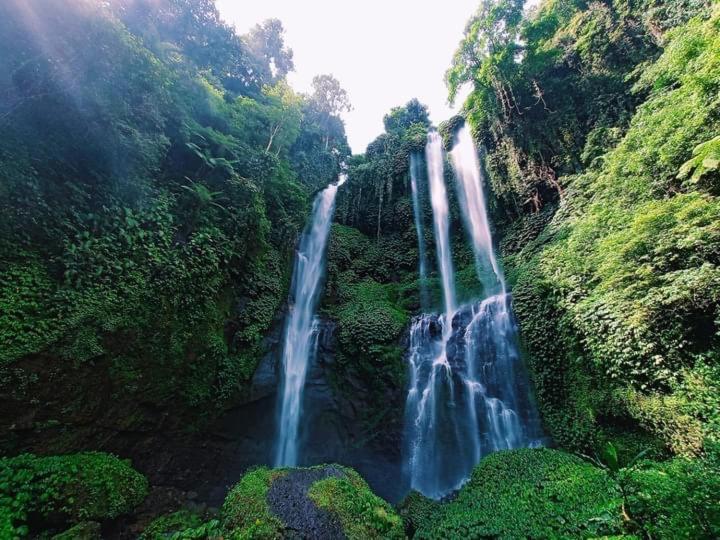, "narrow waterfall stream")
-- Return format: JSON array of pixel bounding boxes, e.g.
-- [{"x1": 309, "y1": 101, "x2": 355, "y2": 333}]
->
[
  {"x1": 274, "y1": 176, "x2": 345, "y2": 467},
  {"x1": 404, "y1": 127, "x2": 542, "y2": 499},
  {"x1": 451, "y1": 125, "x2": 505, "y2": 295},
  {"x1": 409, "y1": 152, "x2": 429, "y2": 309}
]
